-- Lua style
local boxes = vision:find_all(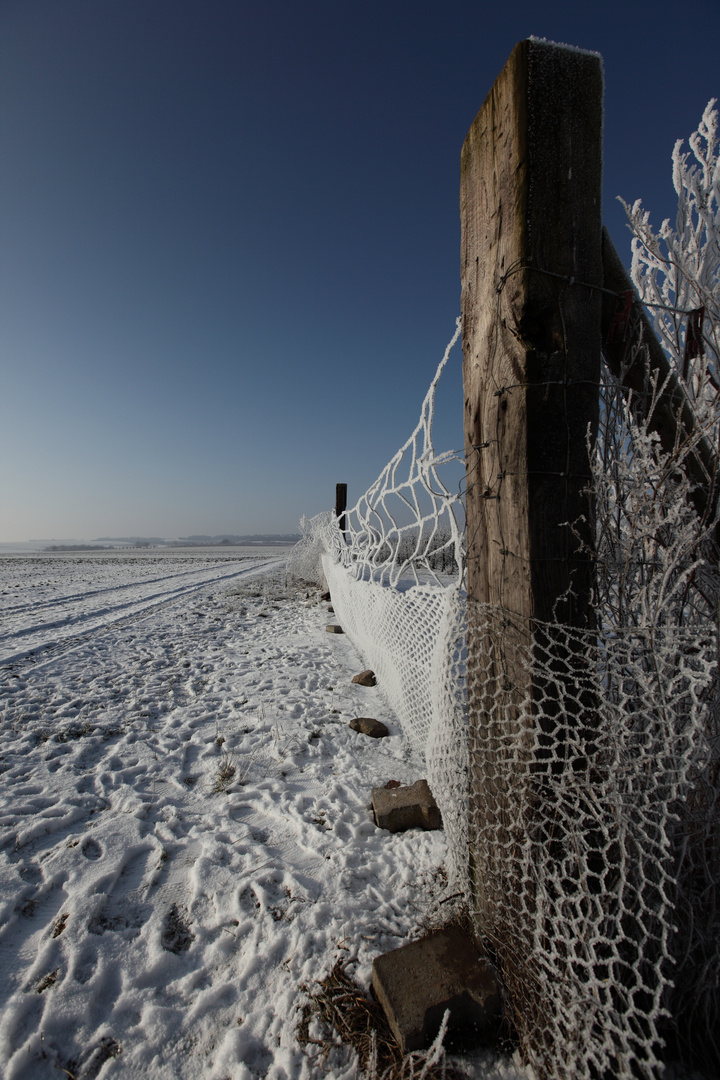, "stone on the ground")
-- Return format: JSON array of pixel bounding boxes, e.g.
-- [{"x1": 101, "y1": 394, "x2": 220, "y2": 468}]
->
[
  {"x1": 327, "y1": 605, "x2": 334, "y2": 613},
  {"x1": 349, "y1": 717, "x2": 389, "y2": 739},
  {"x1": 320, "y1": 591, "x2": 331, "y2": 601},
  {"x1": 351, "y1": 669, "x2": 376, "y2": 686},
  {"x1": 372, "y1": 926, "x2": 502, "y2": 1054},
  {"x1": 325, "y1": 624, "x2": 344, "y2": 634},
  {"x1": 371, "y1": 779, "x2": 441, "y2": 832}
]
